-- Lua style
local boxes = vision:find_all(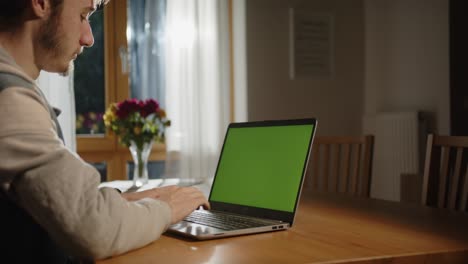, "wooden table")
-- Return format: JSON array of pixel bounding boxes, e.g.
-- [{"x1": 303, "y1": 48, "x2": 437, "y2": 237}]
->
[{"x1": 97, "y1": 191, "x2": 468, "y2": 264}]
